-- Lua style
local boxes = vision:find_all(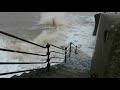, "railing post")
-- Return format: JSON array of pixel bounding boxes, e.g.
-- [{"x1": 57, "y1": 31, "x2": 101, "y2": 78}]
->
[
  {"x1": 46, "y1": 43, "x2": 50, "y2": 72},
  {"x1": 69, "y1": 42, "x2": 72, "y2": 59},
  {"x1": 65, "y1": 47, "x2": 67, "y2": 63},
  {"x1": 75, "y1": 46, "x2": 77, "y2": 54}
]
